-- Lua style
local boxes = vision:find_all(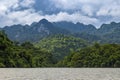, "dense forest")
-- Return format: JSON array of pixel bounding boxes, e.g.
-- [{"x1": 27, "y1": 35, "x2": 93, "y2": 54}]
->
[
  {"x1": 57, "y1": 43, "x2": 120, "y2": 67},
  {"x1": 0, "y1": 31, "x2": 53, "y2": 67},
  {"x1": 35, "y1": 34, "x2": 88, "y2": 63},
  {"x1": 0, "y1": 30, "x2": 120, "y2": 67}
]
